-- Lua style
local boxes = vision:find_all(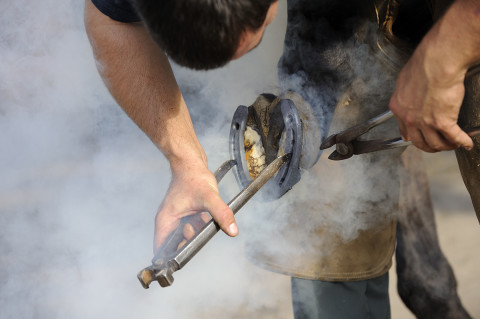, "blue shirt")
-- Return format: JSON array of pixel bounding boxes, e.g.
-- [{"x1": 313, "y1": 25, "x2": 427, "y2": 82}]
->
[{"x1": 91, "y1": 0, "x2": 141, "y2": 23}]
